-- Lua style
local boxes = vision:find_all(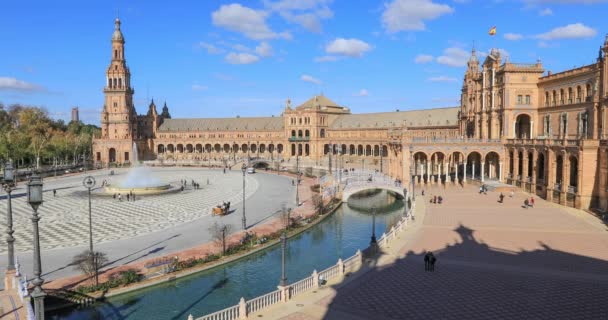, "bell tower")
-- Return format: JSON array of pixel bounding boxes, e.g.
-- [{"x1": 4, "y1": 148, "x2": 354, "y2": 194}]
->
[
  {"x1": 101, "y1": 18, "x2": 135, "y2": 140},
  {"x1": 97, "y1": 18, "x2": 136, "y2": 164}
]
